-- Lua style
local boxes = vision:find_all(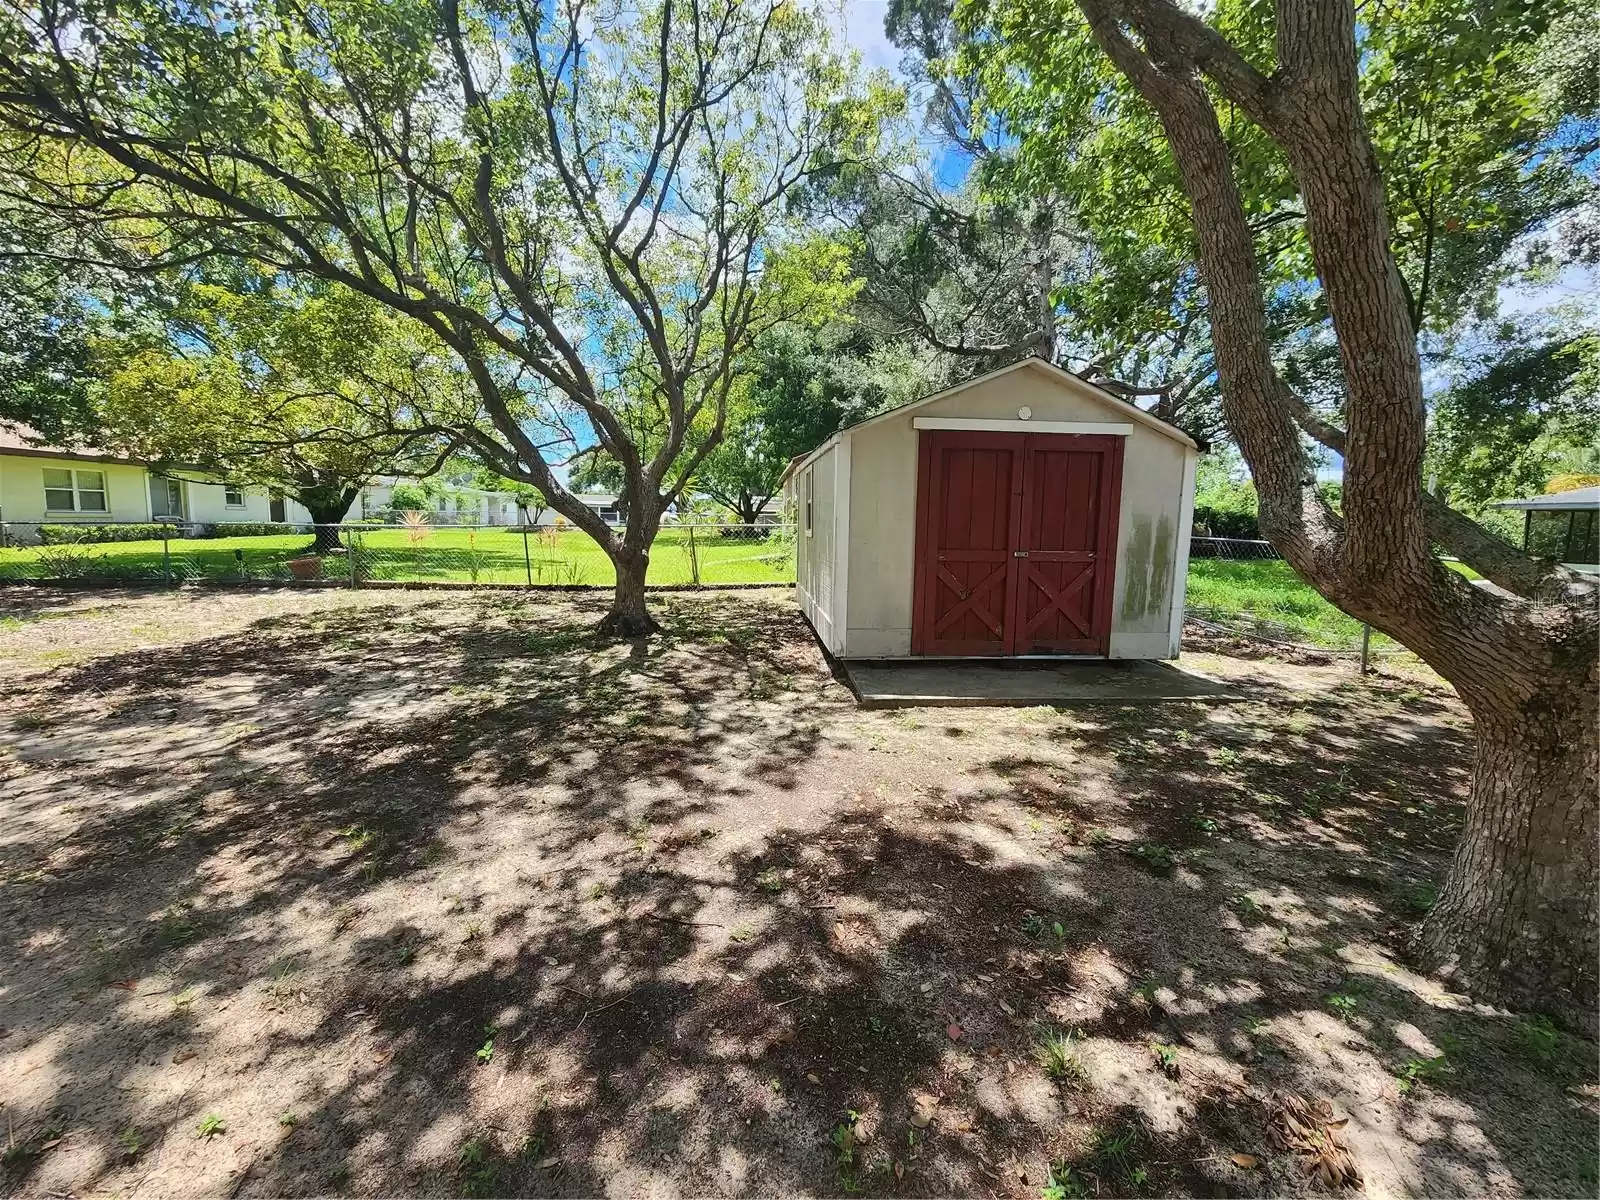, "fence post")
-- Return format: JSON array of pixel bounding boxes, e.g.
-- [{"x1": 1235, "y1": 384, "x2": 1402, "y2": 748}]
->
[
  {"x1": 1359, "y1": 623, "x2": 1372, "y2": 674},
  {"x1": 688, "y1": 523, "x2": 700, "y2": 586},
  {"x1": 346, "y1": 527, "x2": 358, "y2": 589},
  {"x1": 522, "y1": 525, "x2": 533, "y2": 586},
  {"x1": 162, "y1": 529, "x2": 172, "y2": 586}
]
